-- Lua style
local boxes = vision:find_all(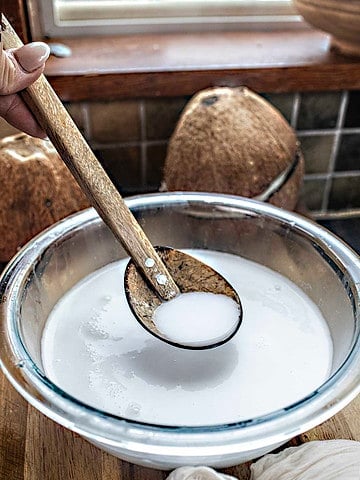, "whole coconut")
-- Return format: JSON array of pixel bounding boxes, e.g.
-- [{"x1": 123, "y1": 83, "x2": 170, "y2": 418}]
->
[
  {"x1": 163, "y1": 87, "x2": 304, "y2": 210},
  {"x1": 0, "y1": 133, "x2": 90, "y2": 262}
]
